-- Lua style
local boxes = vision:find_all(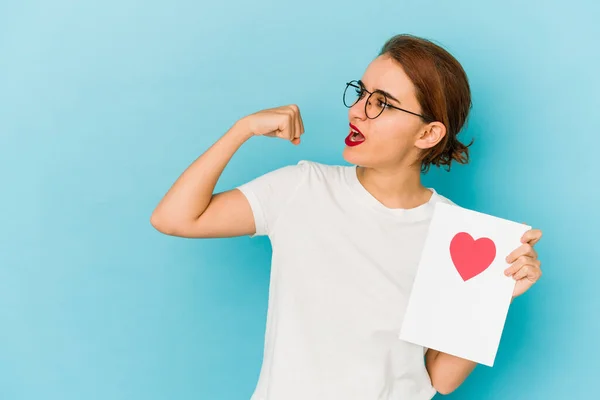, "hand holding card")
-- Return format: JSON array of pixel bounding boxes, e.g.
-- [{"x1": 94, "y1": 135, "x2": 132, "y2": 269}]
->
[{"x1": 399, "y1": 203, "x2": 531, "y2": 367}]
